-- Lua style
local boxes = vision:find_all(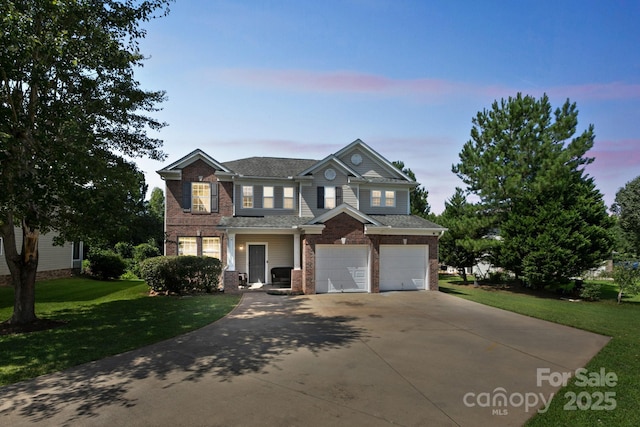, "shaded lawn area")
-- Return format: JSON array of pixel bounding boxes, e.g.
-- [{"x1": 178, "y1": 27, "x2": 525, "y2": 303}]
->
[
  {"x1": 439, "y1": 276, "x2": 640, "y2": 427},
  {"x1": 0, "y1": 277, "x2": 240, "y2": 386}
]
